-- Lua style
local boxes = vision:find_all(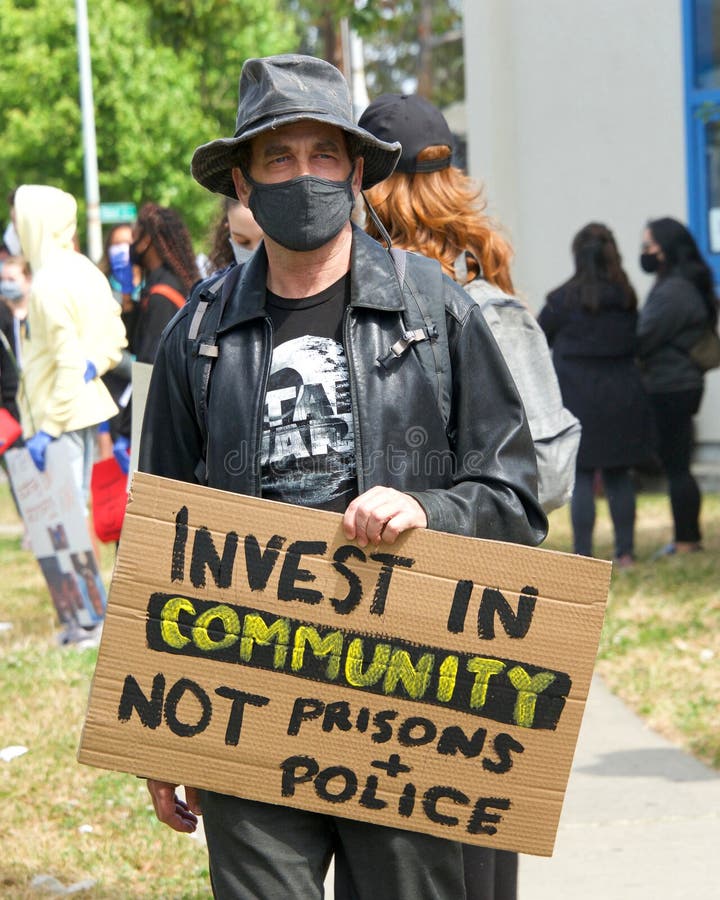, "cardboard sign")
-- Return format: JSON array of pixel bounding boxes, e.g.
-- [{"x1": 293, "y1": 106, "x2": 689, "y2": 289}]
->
[
  {"x1": 129, "y1": 361, "x2": 152, "y2": 477},
  {"x1": 79, "y1": 473, "x2": 611, "y2": 856},
  {"x1": 6, "y1": 441, "x2": 106, "y2": 627}
]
